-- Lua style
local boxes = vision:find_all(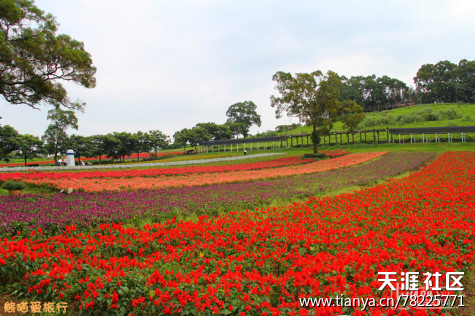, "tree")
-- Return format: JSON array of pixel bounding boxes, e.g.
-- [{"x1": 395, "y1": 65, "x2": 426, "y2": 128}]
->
[
  {"x1": 134, "y1": 131, "x2": 153, "y2": 161},
  {"x1": 17, "y1": 134, "x2": 43, "y2": 166},
  {"x1": 93, "y1": 134, "x2": 121, "y2": 162},
  {"x1": 226, "y1": 101, "x2": 261, "y2": 138},
  {"x1": 173, "y1": 127, "x2": 209, "y2": 152},
  {"x1": 0, "y1": 124, "x2": 20, "y2": 161},
  {"x1": 225, "y1": 121, "x2": 248, "y2": 139},
  {"x1": 414, "y1": 60, "x2": 458, "y2": 103},
  {"x1": 148, "y1": 130, "x2": 170, "y2": 157},
  {"x1": 113, "y1": 132, "x2": 137, "y2": 162},
  {"x1": 42, "y1": 108, "x2": 79, "y2": 162},
  {"x1": 0, "y1": 0, "x2": 96, "y2": 110},
  {"x1": 173, "y1": 128, "x2": 192, "y2": 152},
  {"x1": 454, "y1": 59, "x2": 475, "y2": 103},
  {"x1": 339, "y1": 100, "x2": 365, "y2": 132},
  {"x1": 67, "y1": 134, "x2": 94, "y2": 164},
  {"x1": 271, "y1": 70, "x2": 364, "y2": 153}
]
